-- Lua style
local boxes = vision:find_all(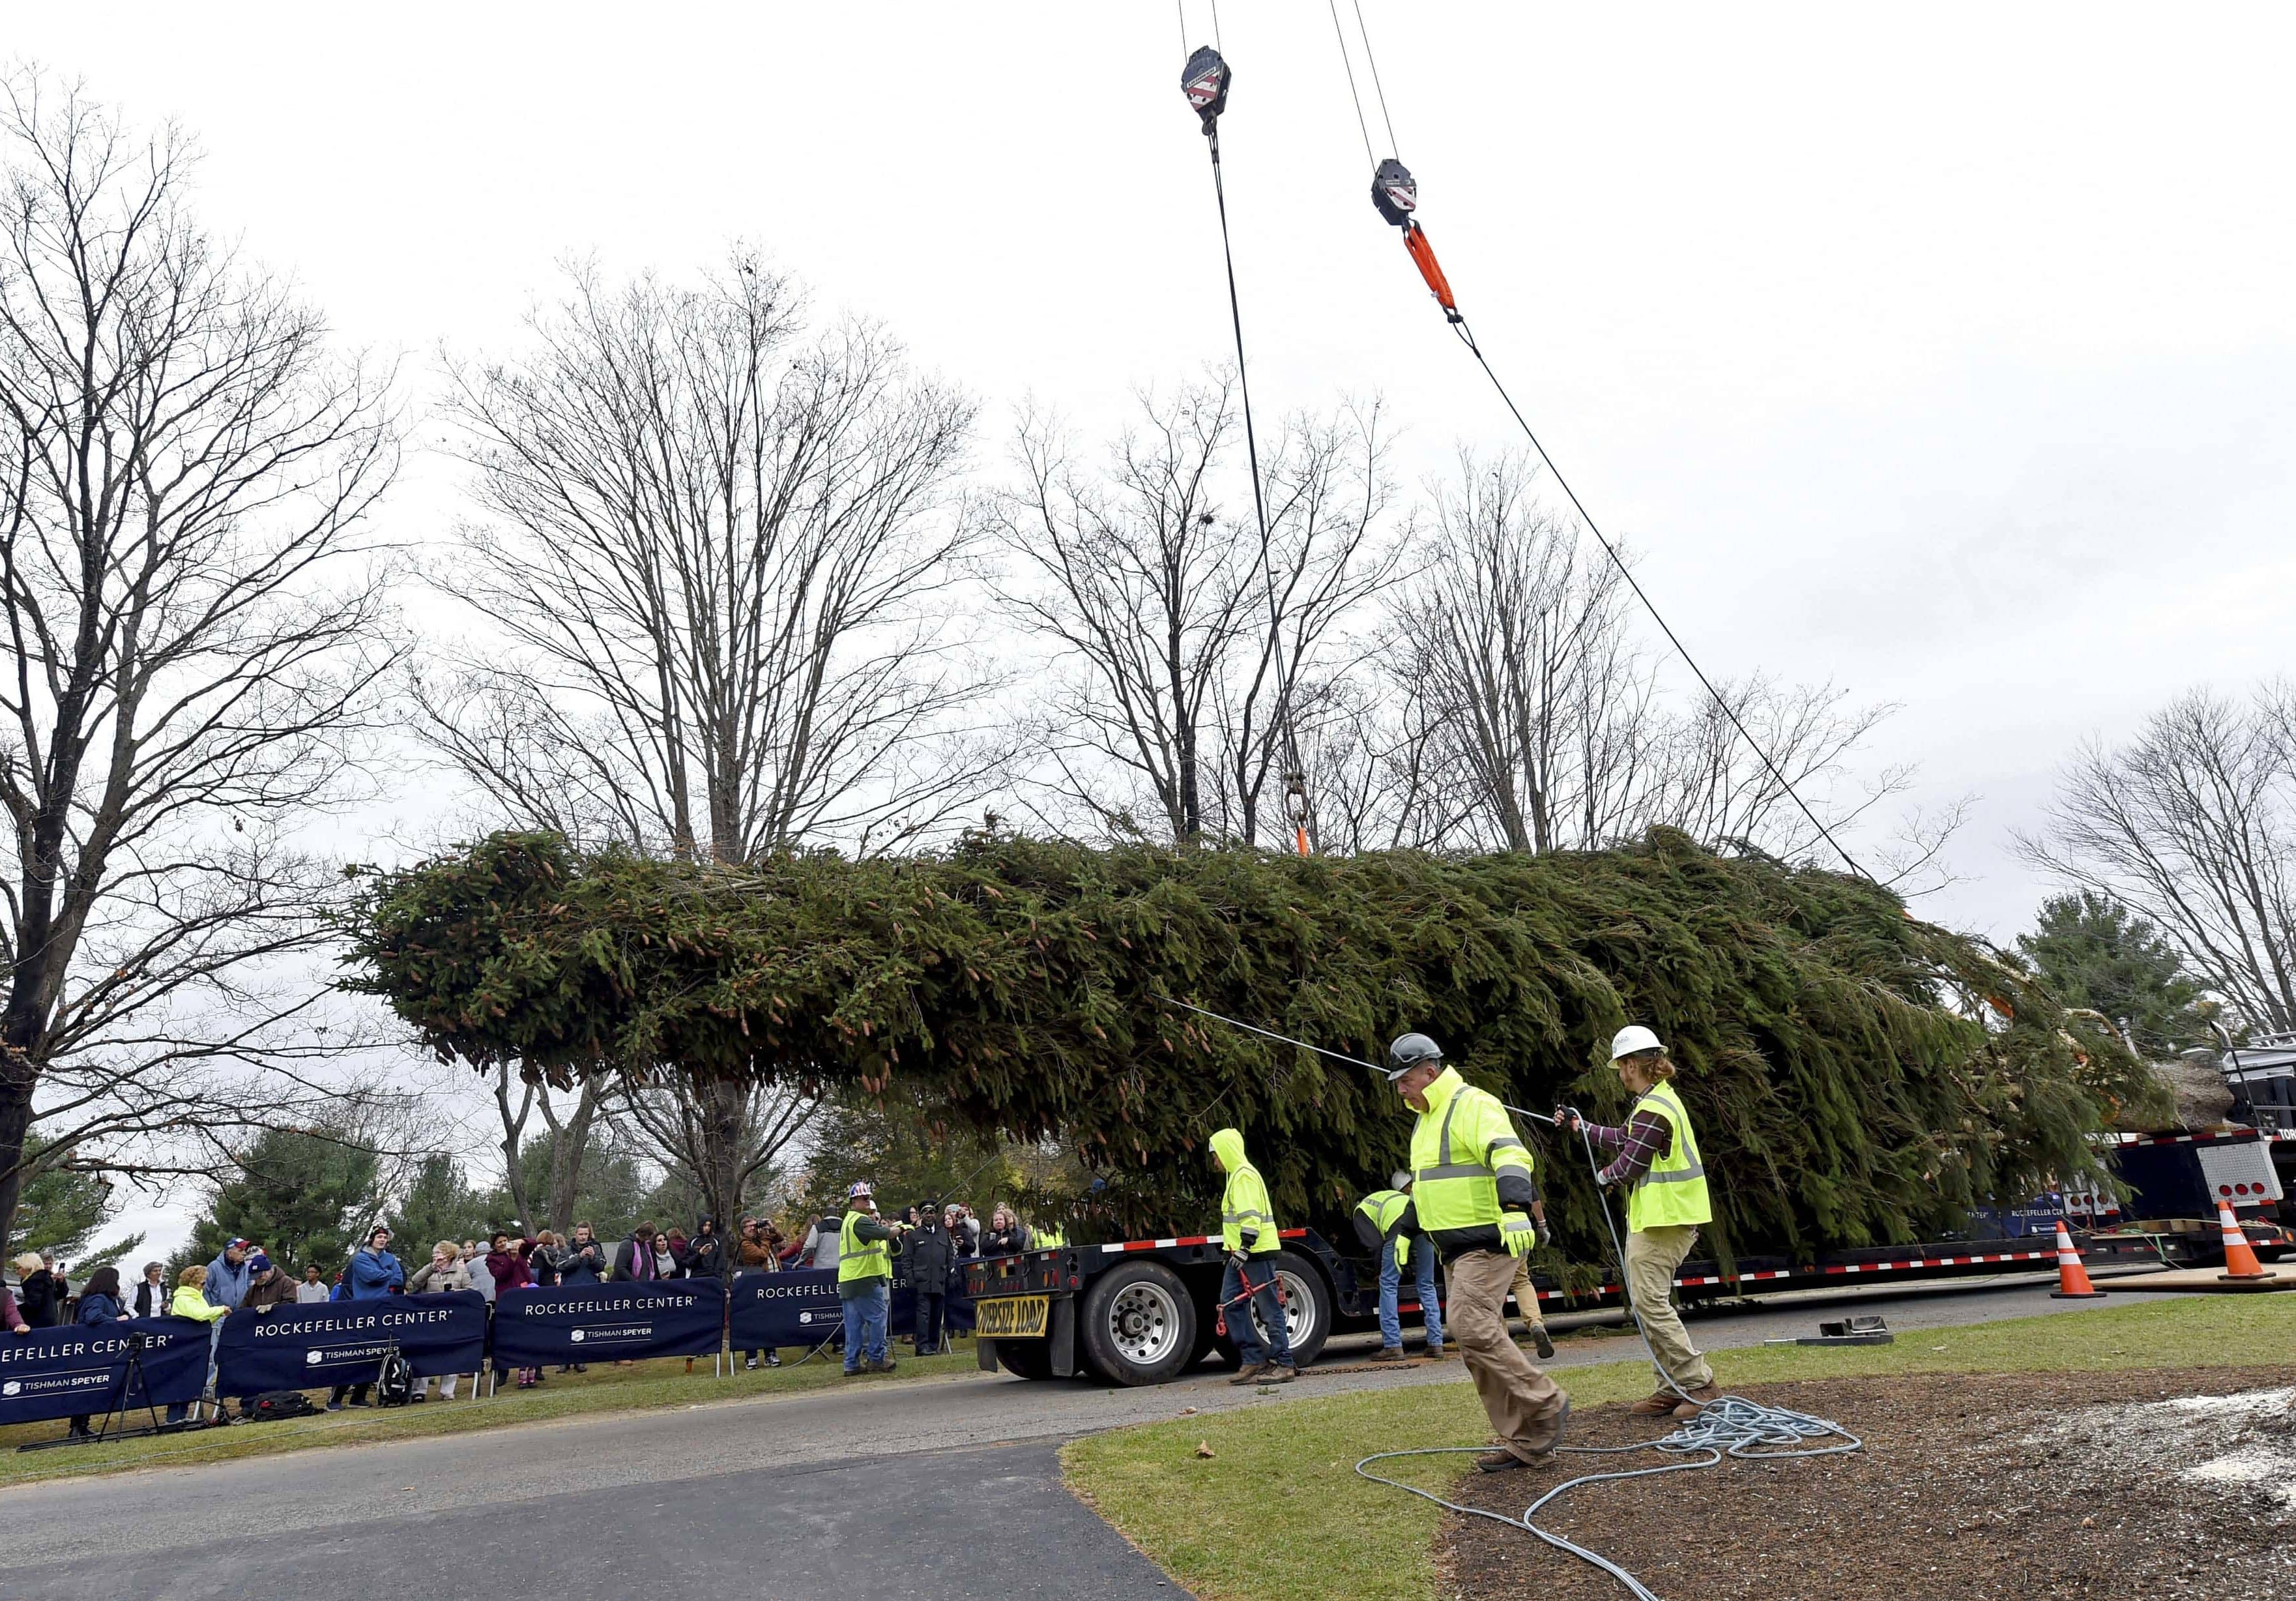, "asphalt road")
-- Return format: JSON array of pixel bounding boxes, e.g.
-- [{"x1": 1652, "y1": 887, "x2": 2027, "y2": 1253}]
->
[{"x1": 0, "y1": 1274, "x2": 2183, "y2": 1598}]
